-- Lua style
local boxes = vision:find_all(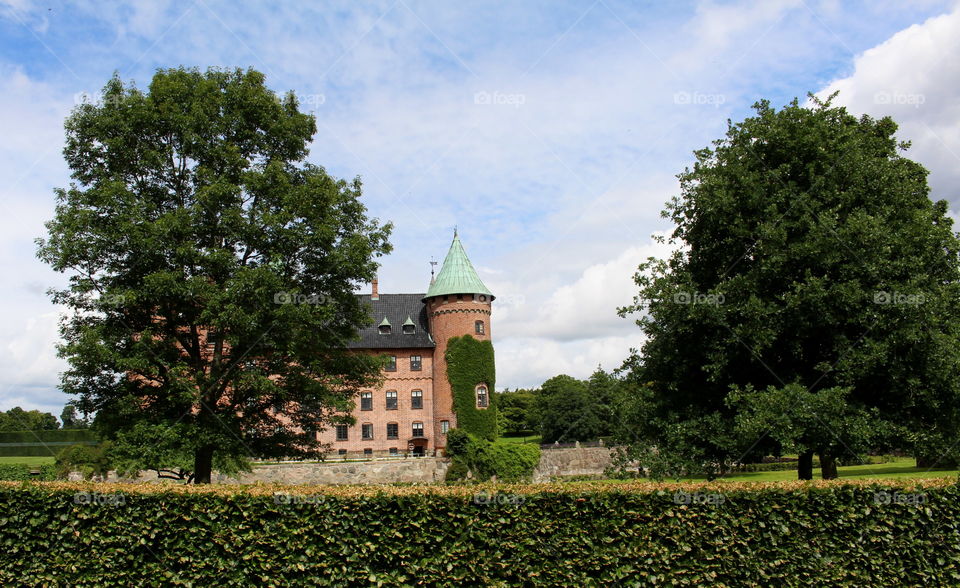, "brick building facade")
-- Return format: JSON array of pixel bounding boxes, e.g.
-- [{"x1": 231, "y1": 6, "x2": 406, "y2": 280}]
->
[{"x1": 316, "y1": 232, "x2": 494, "y2": 457}]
